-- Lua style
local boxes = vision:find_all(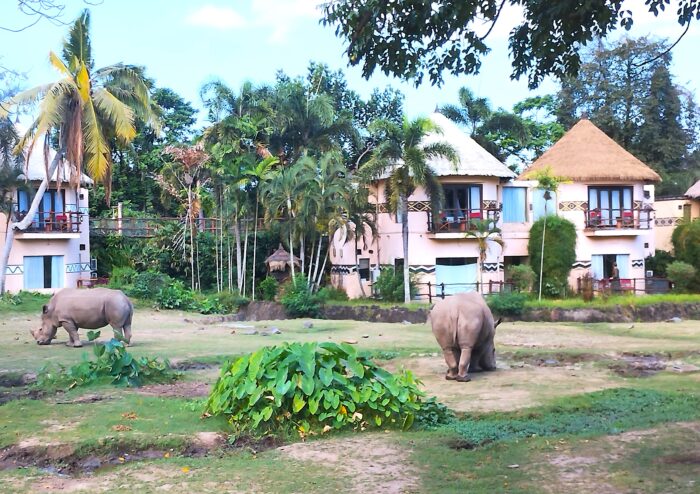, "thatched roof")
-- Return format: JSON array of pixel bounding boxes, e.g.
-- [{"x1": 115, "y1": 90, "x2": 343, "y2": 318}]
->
[
  {"x1": 425, "y1": 113, "x2": 516, "y2": 179},
  {"x1": 685, "y1": 179, "x2": 700, "y2": 199},
  {"x1": 265, "y1": 244, "x2": 300, "y2": 272},
  {"x1": 518, "y1": 119, "x2": 661, "y2": 183},
  {"x1": 18, "y1": 141, "x2": 93, "y2": 185}
]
